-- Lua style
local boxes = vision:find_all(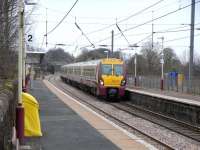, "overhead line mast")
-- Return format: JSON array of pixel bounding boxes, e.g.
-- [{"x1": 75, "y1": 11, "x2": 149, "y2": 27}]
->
[
  {"x1": 45, "y1": 8, "x2": 48, "y2": 47},
  {"x1": 188, "y1": 0, "x2": 195, "y2": 92},
  {"x1": 152, "y1": 11, "x2": 154, "y2": 50}
]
